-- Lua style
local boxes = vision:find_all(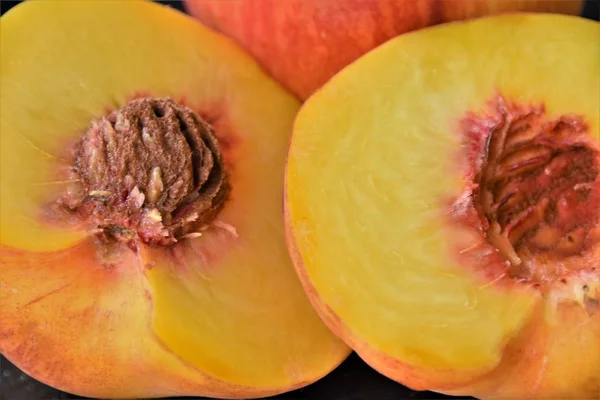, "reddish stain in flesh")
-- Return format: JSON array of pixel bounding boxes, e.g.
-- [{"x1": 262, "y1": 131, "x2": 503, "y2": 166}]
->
[
  {"x1": 445, "y1": 93, "x2": 600, "y2": 288},
  {"x1": 160, "y1": 224, "x2": 240, "y2": 275}
]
